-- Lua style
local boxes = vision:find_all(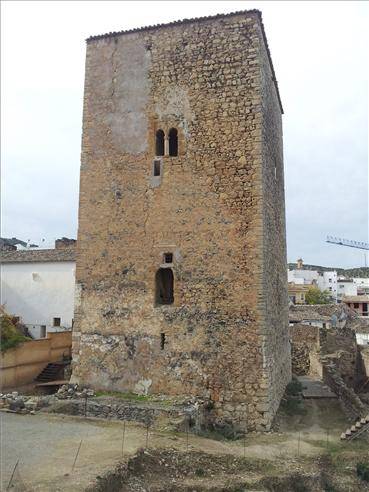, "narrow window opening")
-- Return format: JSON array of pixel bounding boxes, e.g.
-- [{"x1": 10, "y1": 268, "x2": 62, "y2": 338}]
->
[
  {"x1": 163, "y1": 252, "x2": 173, "y2": 263},
  {"x1": 169, "y1": 128, "x2": 178, "y2": 157},
  {"x1": 53, "y1": 317, "x2": 61, "y2": 327},
  {"x1": 153, "y1": 159, "x2": 161, "y2": 177},
  {"x1": 155, "y1": 268, "x2": 174, "y2": 305},
  {"x1": 155, "y1": 129, "x2": 165, "y2": 156},
  {"x1": 160, "y1": 333, "x2": 166, "y2": 350}
]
